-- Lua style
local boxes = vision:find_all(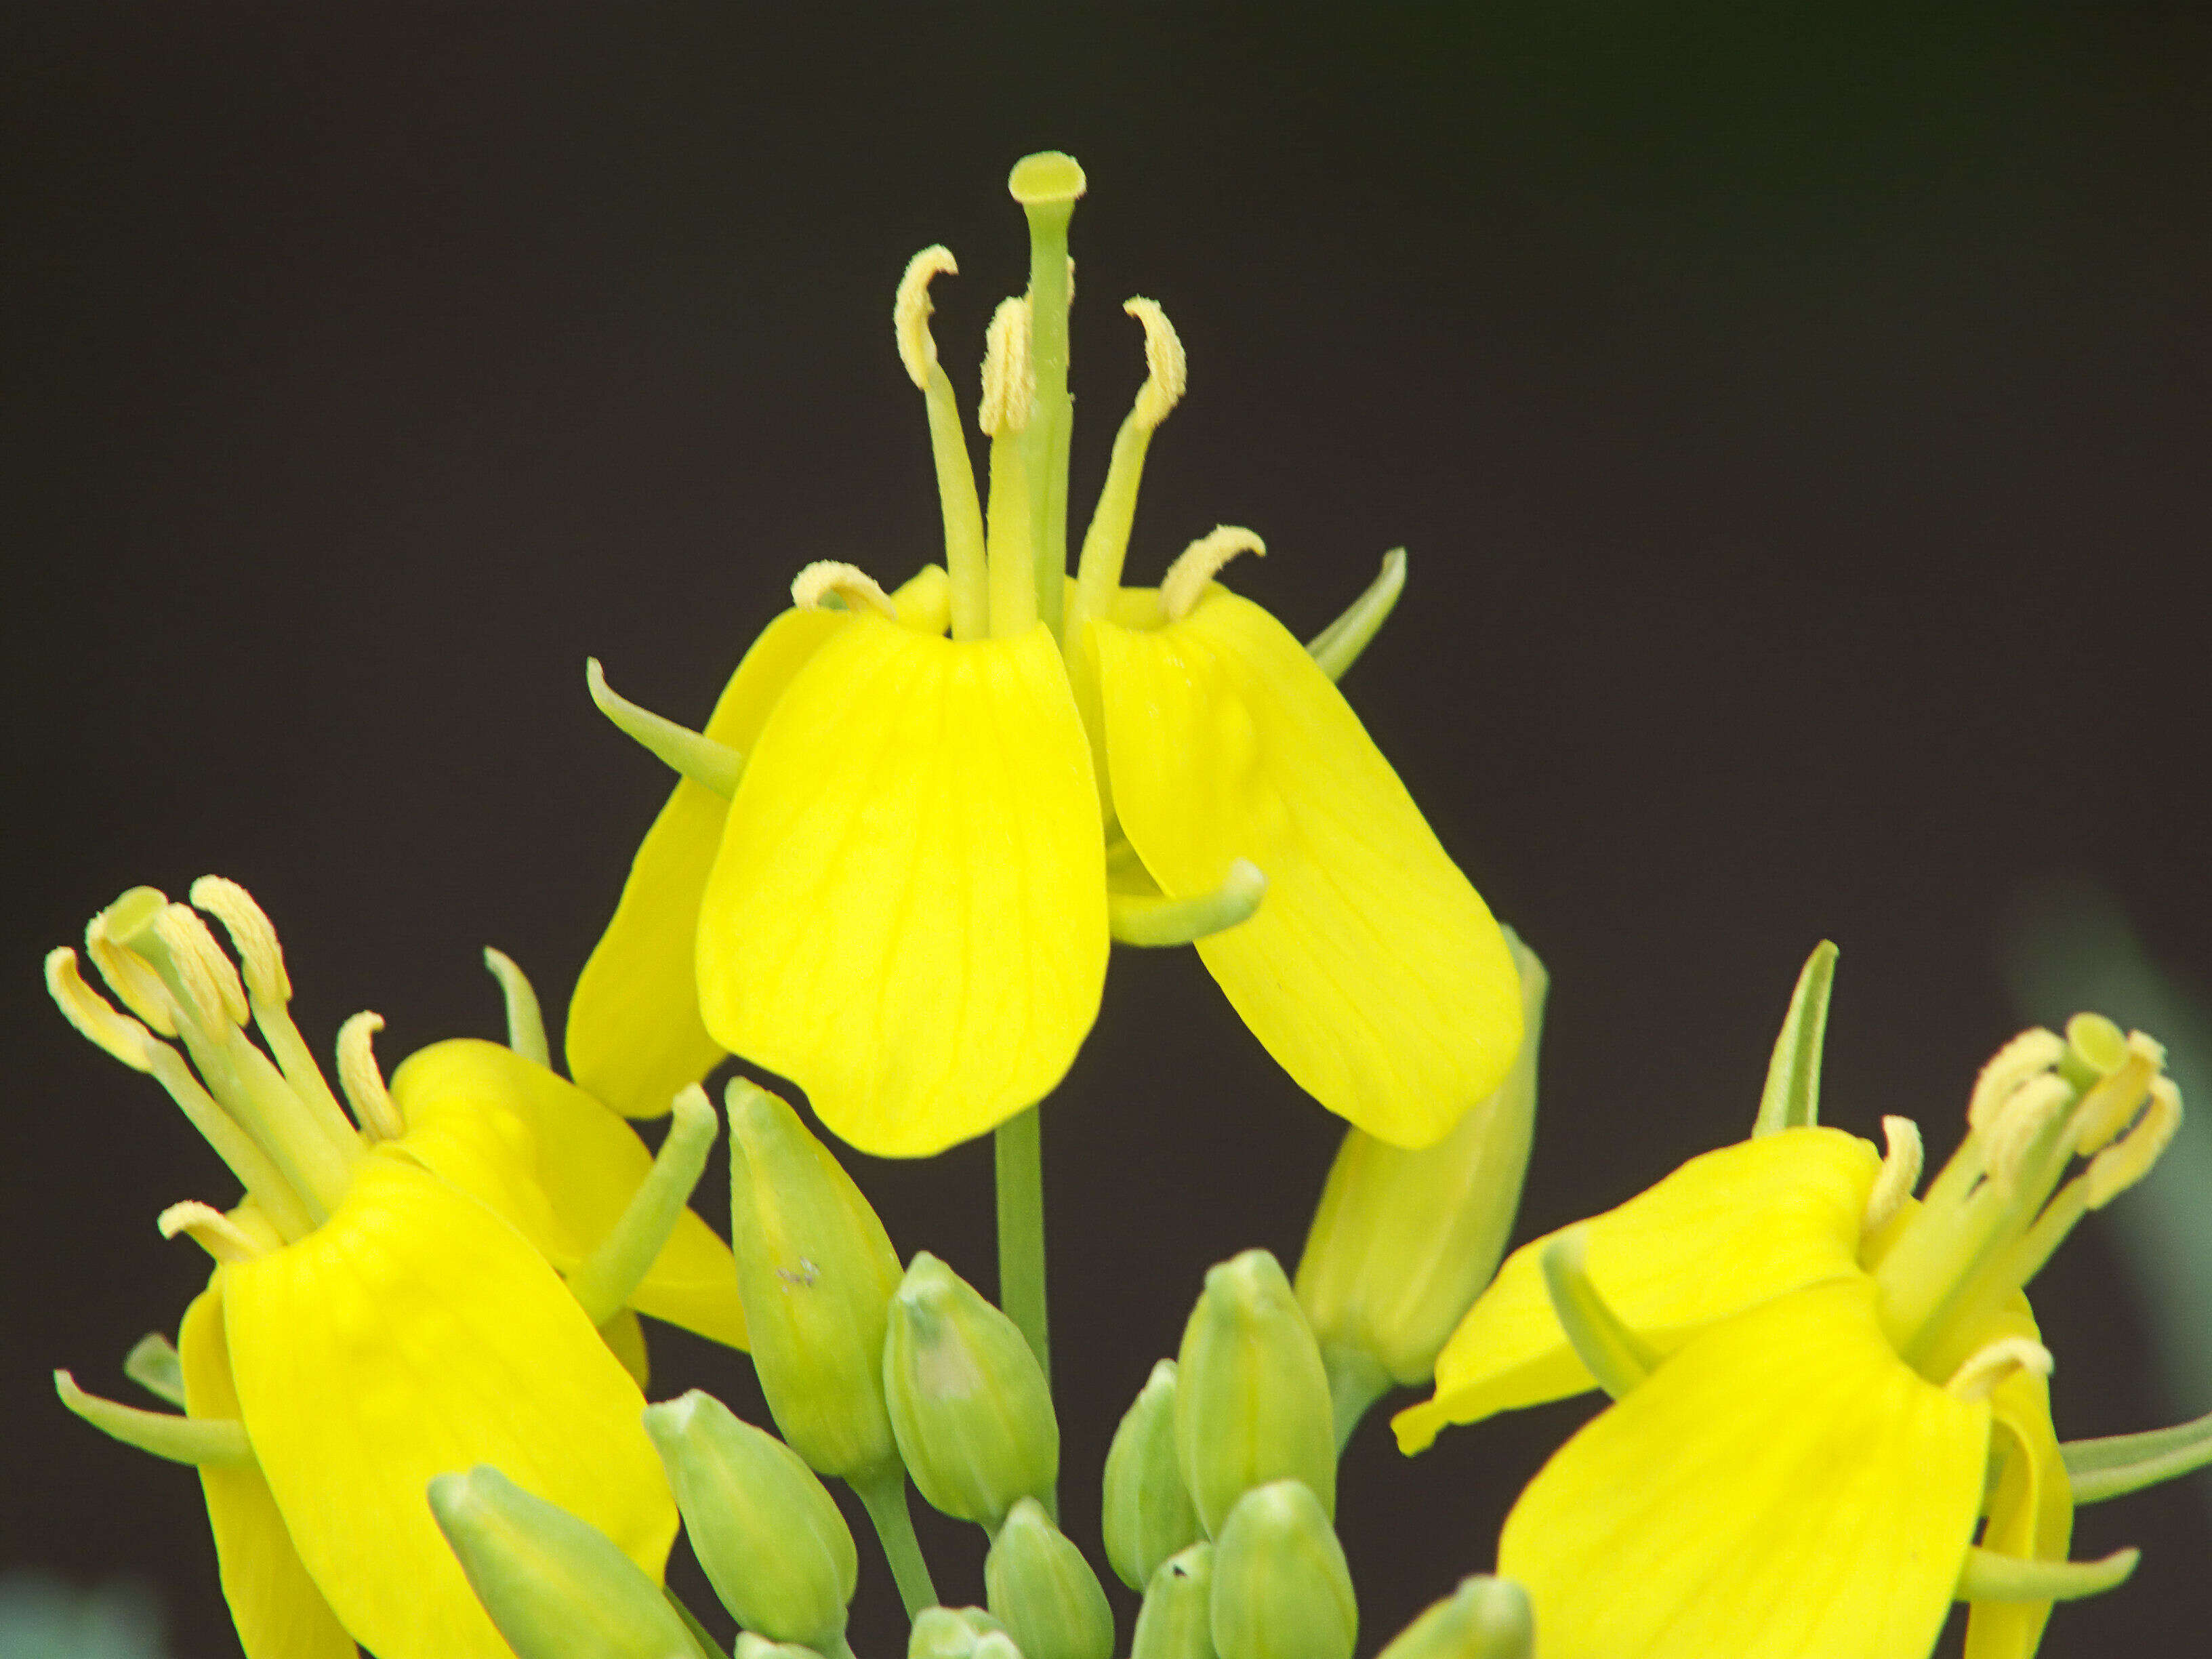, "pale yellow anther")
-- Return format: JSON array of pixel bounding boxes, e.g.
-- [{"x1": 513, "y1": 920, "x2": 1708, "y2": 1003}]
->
[
  {"x1": 336, "y1": 1010, "x2": 403, "y2": 1142},
  {"x1": 45, "y1": 948, "x2": 155, "y2": 1072},
  {"x1": 1987, "y1": 1074, "x2": 2073, "y2": 1197},
  {"x1": 895, "y1": 245, "x2": 958, "y2": 390},
  {"x1": 1123, "y1": 298, "x2": 1187, "y2": 429},
  {"x1": 189, "y1": 876, "x2": 291, "y2": 1004},
  {"x1": 86, "y1": 890, "x2": 178, "y2": 1037},
  {"x1": 1162, "y1": 525, "x2": 1267, "y2": 622},
  {"x1": 1966, "y1": 1027, "x2": 2066, "y2": 1132},
  {"x1": 2087, "y1": 1076, "x2": 2182, "y2": 1208},
  {"x1": 979, "y1": 296, "x2": 1033, "y2": 436},
  {"x1": 157, "y1": 1200, "x2": 268, "y2": 1265},
  {"x1": 1862, "y1": 1115, "x2": 1925, "y2": 1233},
  {"x1": 2074, "y1": 1032, "x2": 2170, "y2": 1154},
  {"x1": 152, "y1": 903, "x2": 249, "y2": 1030},
  {"x1": 792, "y1": 560, "x2": 899, "y2": 621},
  {"x1": 1946, "y1": 1336, "x2": 2055, "y2": 1403}
]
